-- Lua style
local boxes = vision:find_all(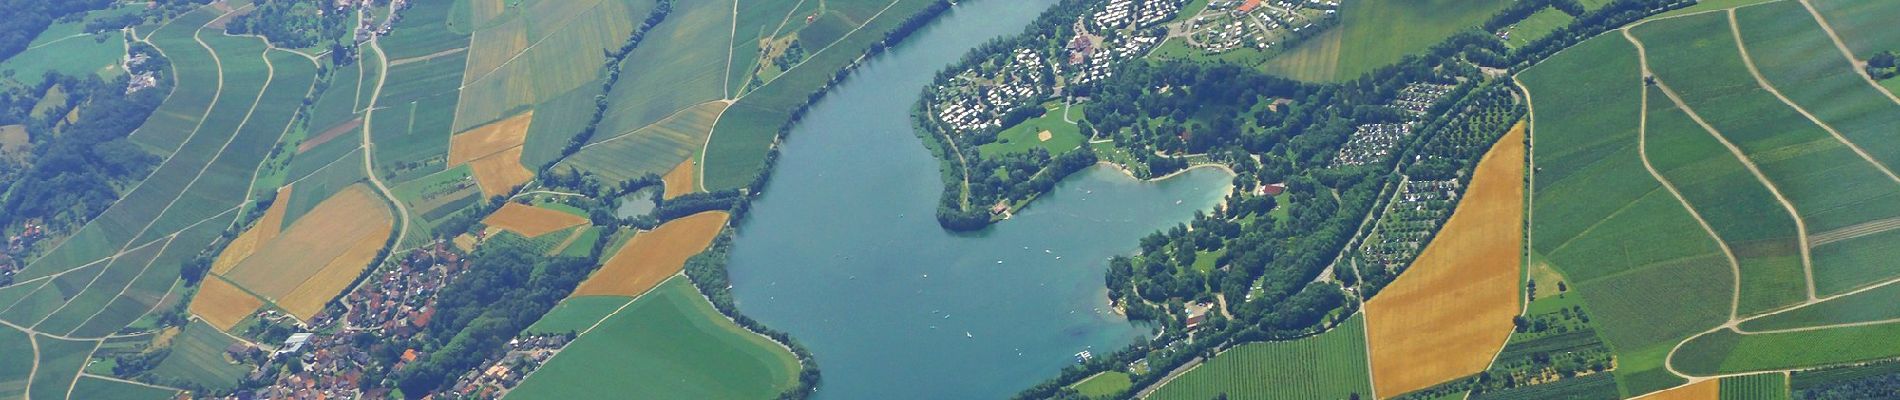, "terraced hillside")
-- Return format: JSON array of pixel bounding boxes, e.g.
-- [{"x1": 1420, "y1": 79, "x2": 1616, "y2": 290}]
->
[{"x1": 1522, "y1": 0, "x2": 1900, "y2": 396}]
